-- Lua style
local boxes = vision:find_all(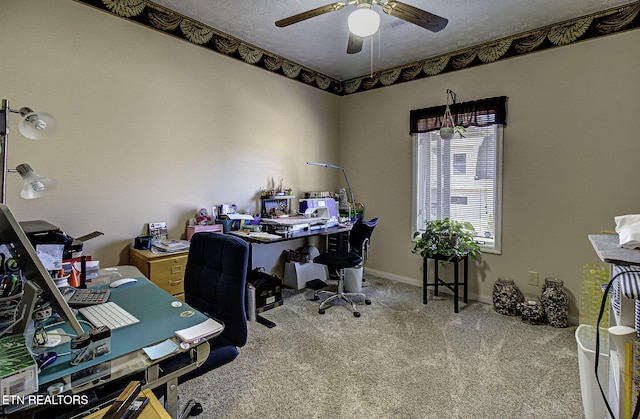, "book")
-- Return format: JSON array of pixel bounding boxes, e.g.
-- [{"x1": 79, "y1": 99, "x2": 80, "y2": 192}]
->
[
  {"x1": 148, "y1": 222, "x2": 168, "y2": 242},
  {"x1": 175, "y1": 318, "x2": 223, "y2": 342},
  {"x1": 152, "y1": 239, "x2": 190, "y2": 253}
]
